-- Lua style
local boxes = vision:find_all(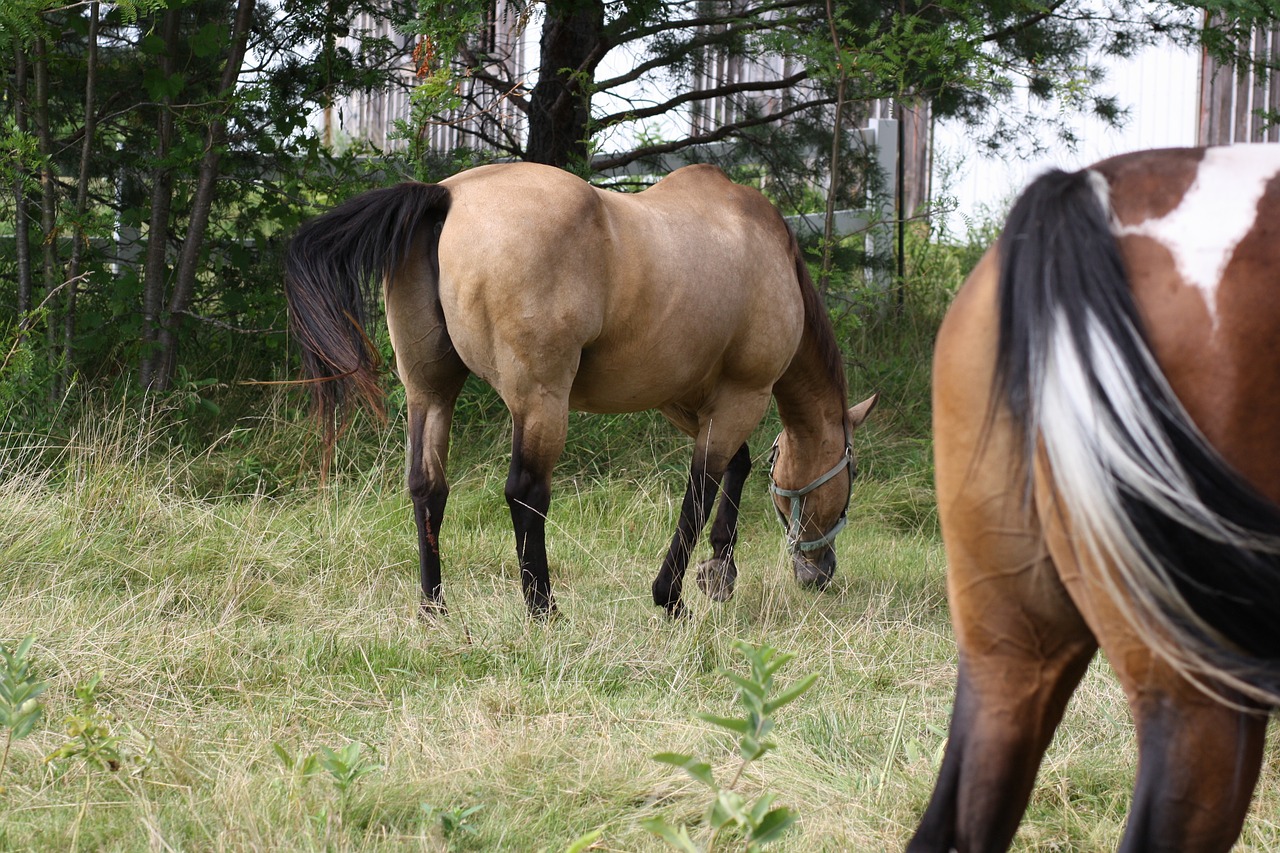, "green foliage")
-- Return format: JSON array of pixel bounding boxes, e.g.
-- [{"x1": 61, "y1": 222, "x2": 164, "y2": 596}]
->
[
  {"x1": 0, "y1": 0, "x2": 408, "y2": 399},
  {"x1": 317, "y1": 741, "x2": 380, "y2": 800},
  {"x1": 0, "y1": 636, "x2": 47, "y2": 786},
  {"x1": 421, "y1": 801, "x2": 485, "y2": 847},
  {"x1": 46, "y1": 674, "x2": 118, "y2": 773},
  {"x1": 272, "y1": 741, "x2": 322, "y2": 791},
  {"x1": 45, "y1": 672, "x2": 153, "y2": 776},
  {"x1": 644, "y1": 641, "x2": 817, "y2": 852},
  {"x1": 0, "y1": 0, "x2": 58, "y2": 52},
  {"x1": 0, "y1": 116, "x2": 40, "y2": 206},
  {"x1": 273, "y1": 739, "x2": 380, "y2": 809}
]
